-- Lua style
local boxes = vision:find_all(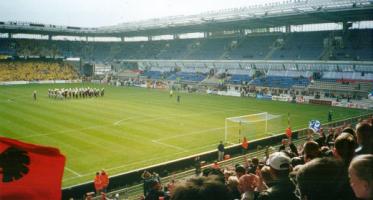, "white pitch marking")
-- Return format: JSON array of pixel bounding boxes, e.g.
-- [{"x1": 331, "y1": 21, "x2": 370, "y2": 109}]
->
[
  {"x1": 65, "y1": 167, "x2": 82, "y2": 177},
  {"x1": 151, "y1": 140, "x2": 188, "y2": 152},
  {"x1": 63, "y1": 142, "x2": 217, "y2": 182},
  {"x1": 155, "y1": 127, "x2": 225, "y2": 142},
  {"x1": 113, "y1": 116, "x2": 146, "y2": 126}
]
